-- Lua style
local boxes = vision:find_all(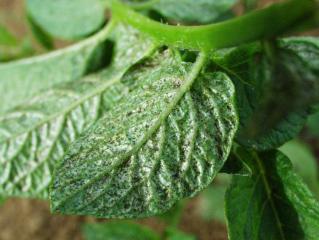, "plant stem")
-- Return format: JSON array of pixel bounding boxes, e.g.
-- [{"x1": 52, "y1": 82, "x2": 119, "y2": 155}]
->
[{"x1": 111, "y1": 0, "x2": 318, "y2": 52}]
